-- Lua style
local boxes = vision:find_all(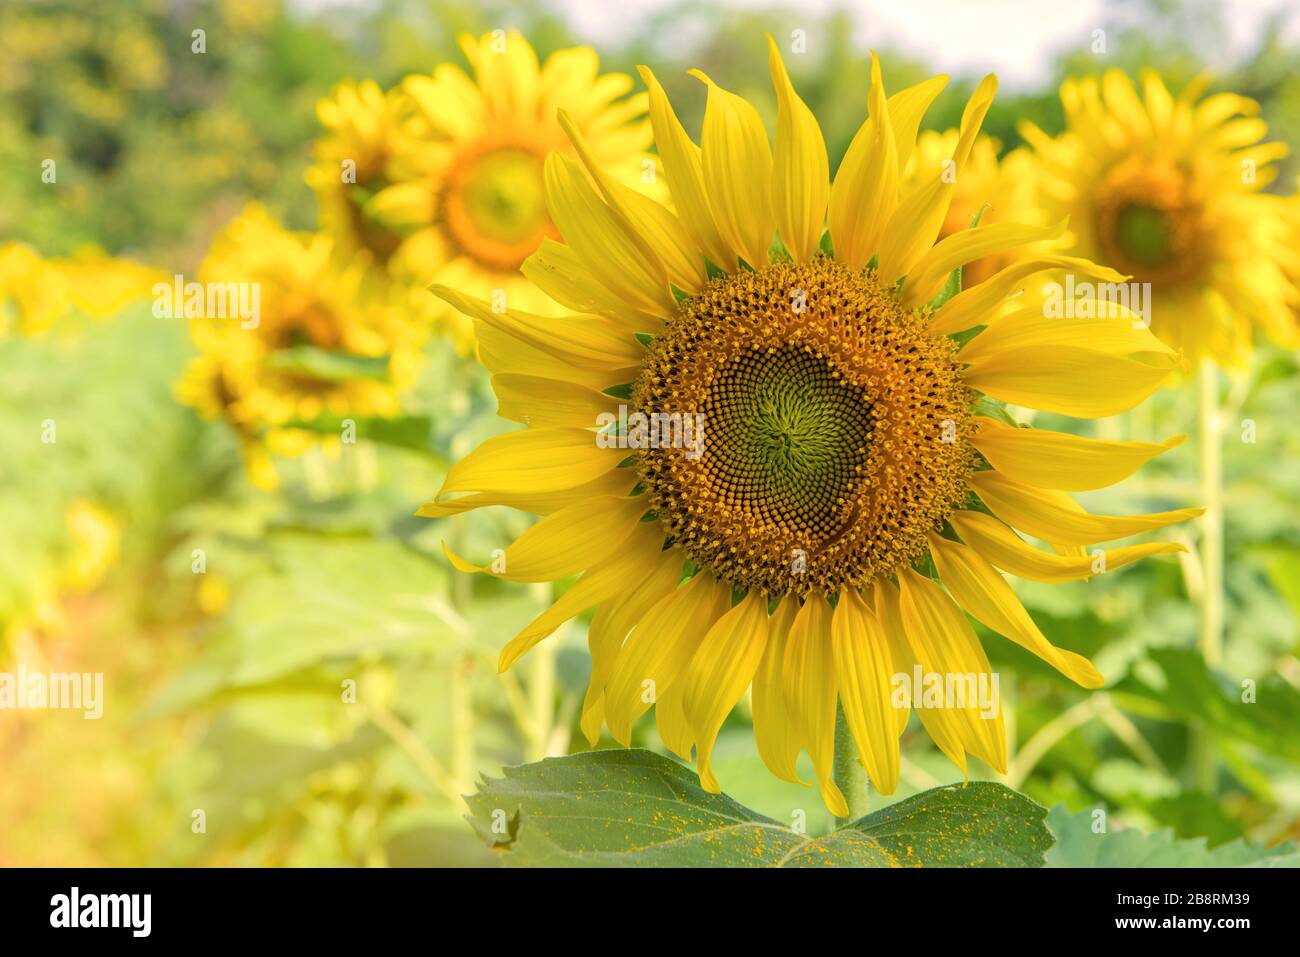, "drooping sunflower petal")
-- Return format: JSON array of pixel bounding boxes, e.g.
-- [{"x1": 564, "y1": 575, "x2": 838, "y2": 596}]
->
[
  {"x1": 971, "y1": 417, "x2": 1185, "y2": 491},
  {"x1": 831, "y1": 588, "x2": 900, "y2": 795},
  {"x1": 604, "y1": 571, "x2": 730, "y2": 745},
  {"x1": 949, "y1": 509, "x2": 1187, "y2": 582},
  {"x1": 497, "y1": 521, "x2": 665, "y2": 671},
  {"x1": 897, "y1": 569, "x2": 1007, "y2": 774},
  {"x1": 680, "y1": 590, "x2": 770, "y2": 793},
  {"x1": 581, "y1": 547, "x2": 685, "y2": 745},
  {"x1": 766, "y1": 35, "x2": 830, "y2": 263},
  {"x1": 752, "y1": 594, "x2": 805, "y2": 784},
  {"x1": 928, "y1": 533, "x2": 1103, "y2": 688},
  {"x1": 782, "y1": 594, "x2": 846, "y2": 817},
  {"x1": 871, "y1": 580, "x2": 914, "y2": 737},
  {"x1": 442, "y1": 495, "x2": 647, "y2": 582},
  {"x1": 689, "y1": 70, "x2": 776, "y2": 268},
  {"x1": 970, "y1": 470, "x2": 1204, "y2": 545}
]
